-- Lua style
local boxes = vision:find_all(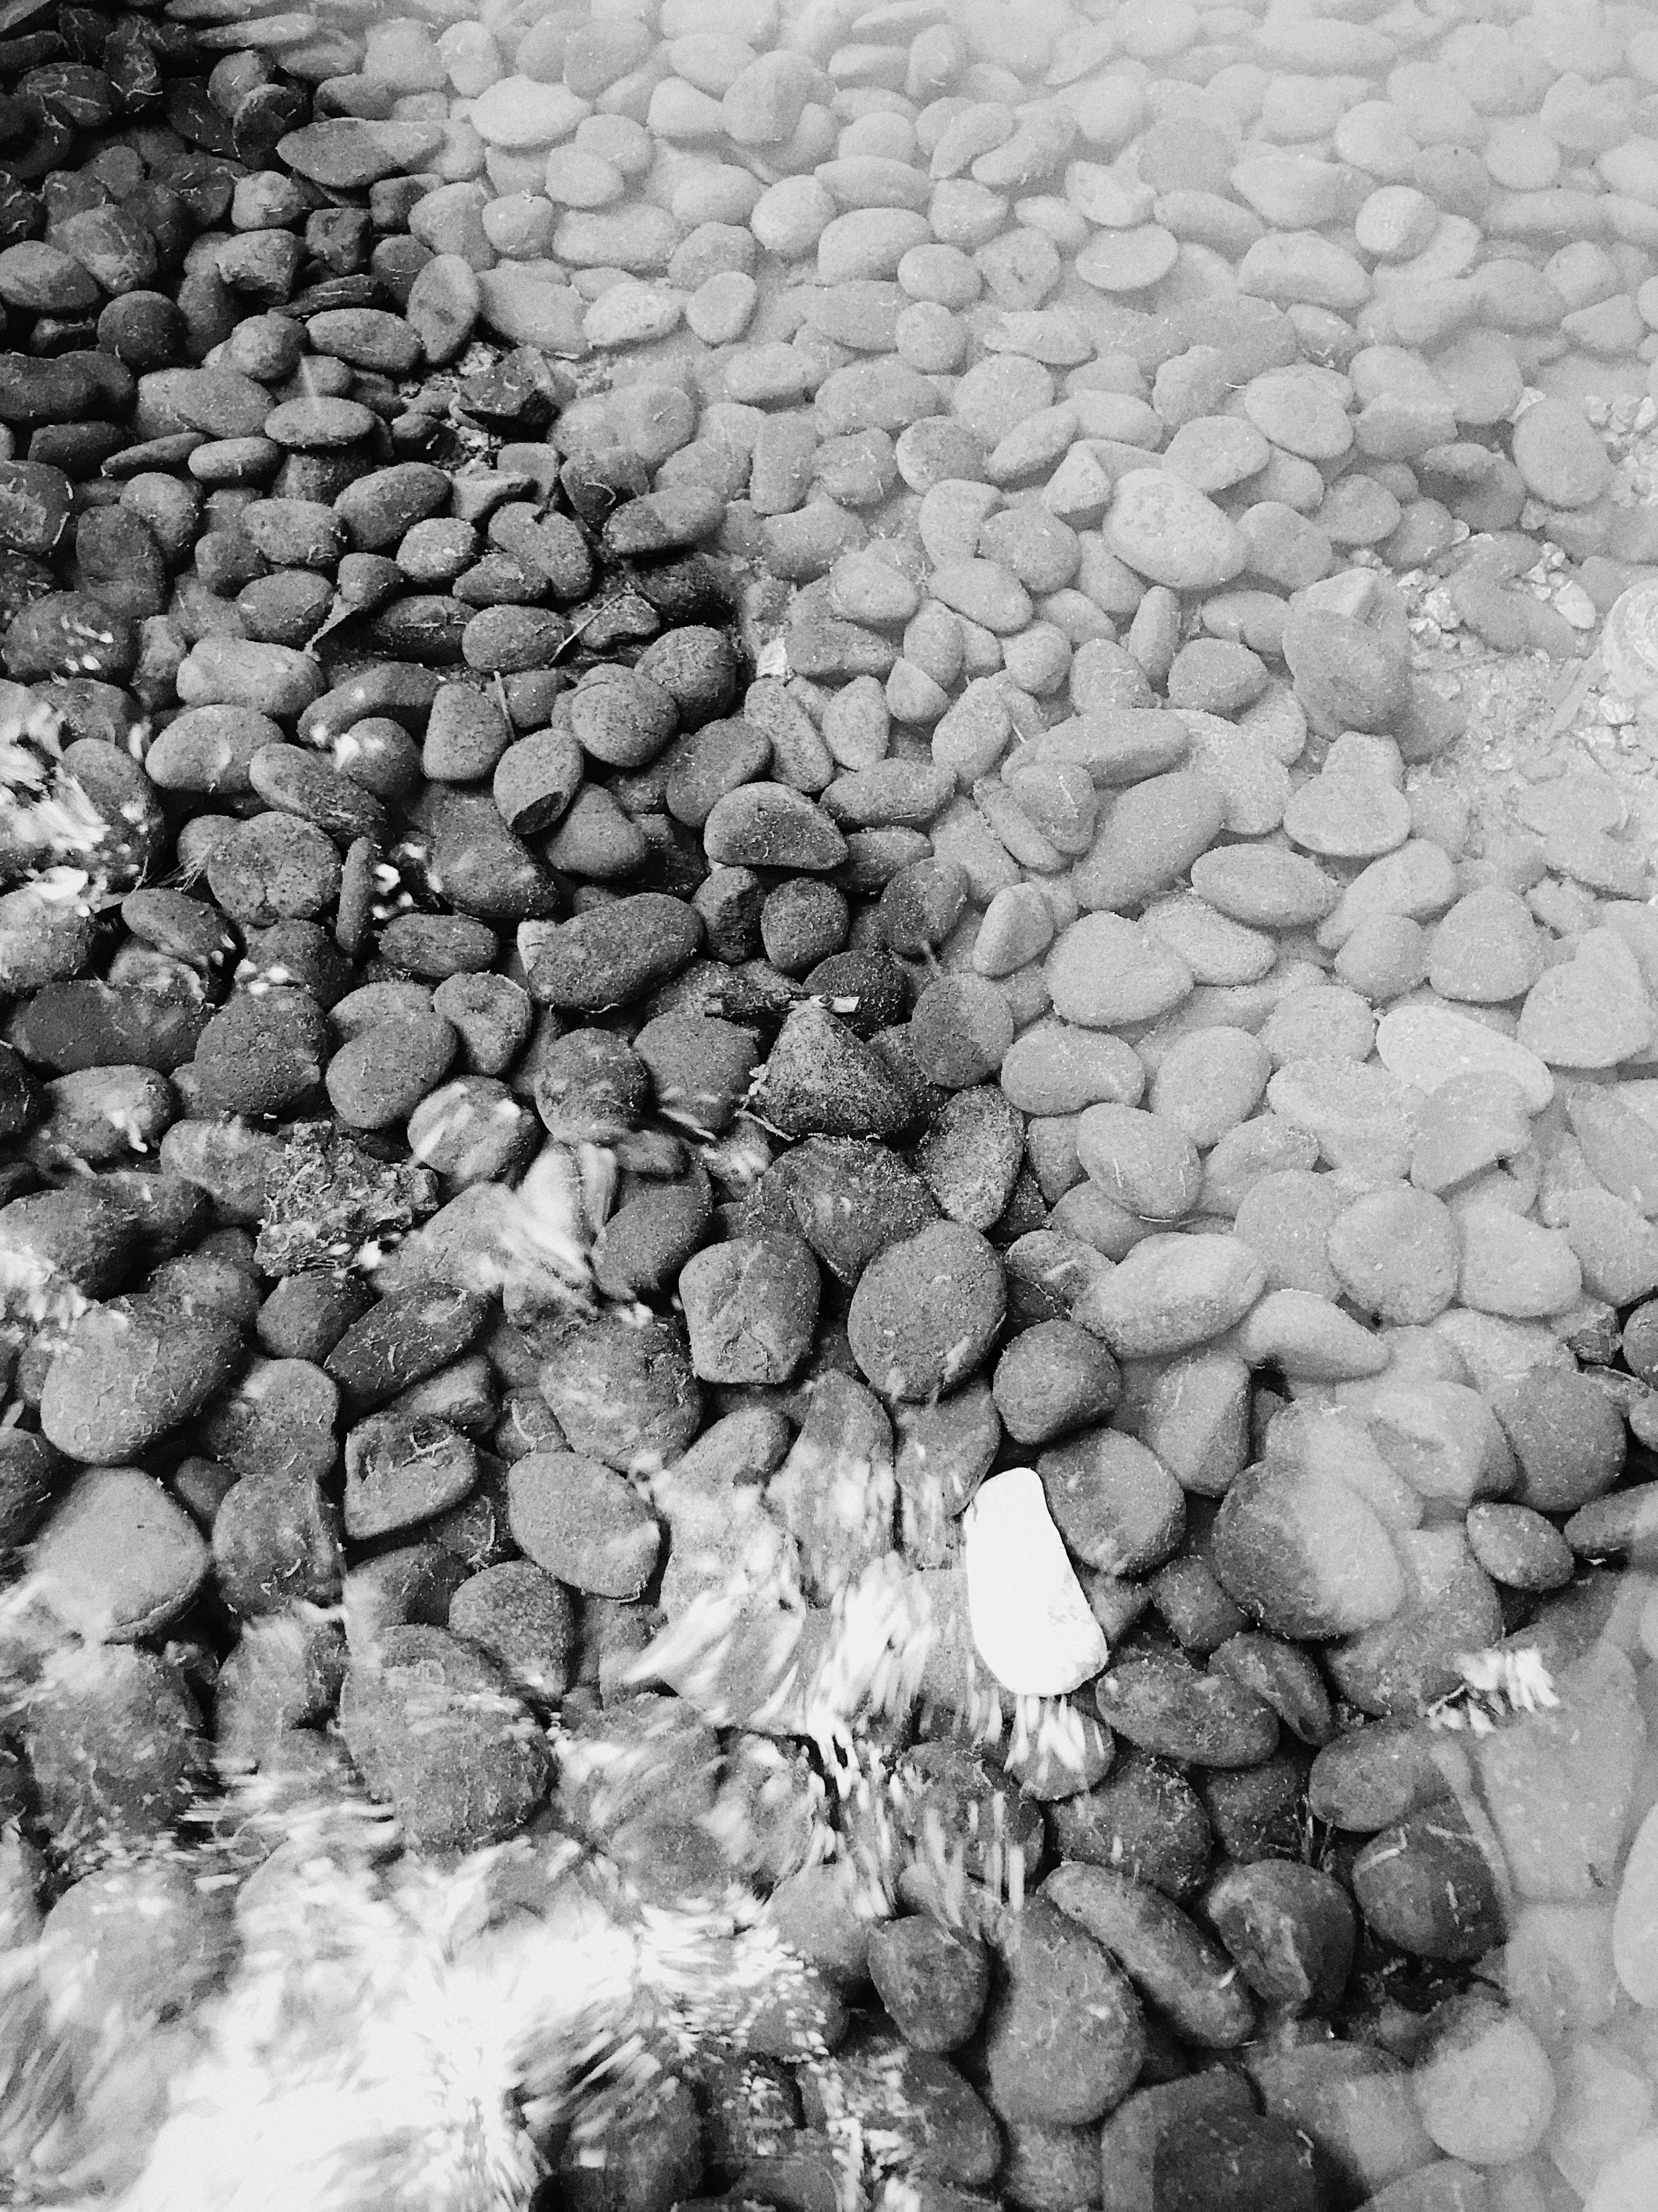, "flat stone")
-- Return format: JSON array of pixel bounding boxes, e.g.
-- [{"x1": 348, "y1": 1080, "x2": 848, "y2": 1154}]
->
[
  {"x1": 1376, "y1": 1004, "x2": 1554, "y2": 1113},
  {"x1": 32, "y1": 1466, "x2": 210, "y2": 1642},
  {"x1": 1214, "y1": 1459, "x2": 1403, "y2": 1639},
  {"x1": 964, "y1": 1466, "x2": 1108, "y2": 1697},
  {"x1": 1428, "y1": 886, "x2": 1544, "y2": 1003},
  {"x1": 1073, "y1": 1232, "x2": 1266, "y2": 1359},
  {"x1": 1327, "y1": 1185, "x2": 1459, "y2": 1324},
  {"x1": 0, "y1": 459, "x2": 71, "y2": 558},
  {"x1": 1044, "y1": 1863, "x2": 1257, "y2": 2049},
  {"x1": 1238, "y1": 231, "x2": 1371, "y2": 314},
  {"x1": 1475, "y1": 1644, "x2": 1642, "y2": 1902},
  {"x1": 471, "y1": 77, "x2": 591, "y2": 150},
  {"x1": 1517, "y1": 930, "x2": 1655, "y2": 1068},
  {"x1": 1260, "y1": 984, "x2": 1376, "y2": 1068},
  {"x1": 1366, "y1": 1379, "x2": 1513, "y2": 1509},
  {"x1": 1281, "y1": 608, "x2": 1410, "y2": 737},
  {"x1": 475, "y1": 269, "x2": 589, "y2": 354},
  {"x1": 1046, "y1": 913, "x2": 1193, "y2": 1027},
  {"x1": 1076, "y1": 1102, "x2": 1200, "y2": 1221},
  {"x1": 1464, "y1": 1501, "x2": 1573, "y2": 1592},
  {"x1": 278, "y1": 120, "x2": 444, "y2": 189},
  {"x1": 1266, "y1": 1059, "x2": 1418, "y2": 1179},
  {"x1": 1282, "y1": 772, "x2": 1411, "y2": 859},
  {"x1": 1234, "y1": 1166, "x2": 1345, "y2": 1297},
  {"x1": 1510, "y1": 396, "x2": 1613, "y2": 507},
  {"x1": 1243, "y1": 365, "x2": 1355, "y2": 460},
  {"x1": 583, "y1": 281, "x2": 685, "y2": 348},
  {"x1": 1189, "y1": 844, "x2": 1340, "y2": 929},
  {"x1": 982, "y1": 1897, "x2": 1145, "y2": 2127},
  {"x1": 1103, "y1": 470, "x2": 1247, "y2": 591},
  {"x1": 1458, "y1": 1201, "x2": 1582, "y2": 1319},
  {"x1": 1327, "y1": 1524, "x2": 1506, "y2": 1719},
  {"x1": 1161, "y1": 416, "x2": 1272, "y2": 494},
  {"x1": 928, "y1": 558, "x2": 1032, "y2": 634},
  {"x1": 1236, "y1": 1288, "x2": 1391, "y2": 1381},
  {"x1": 1073, "y1": 768, "x2": 1228, "y2": 911},
  {"x1": 0, "y1": 241, "x2": 98, "y2": 315},
  {"x1": 1234, "y1": 153, "x2": 1359, "y2": 230},
  {"x1": 1075, "y1": 225, "x2": 1178, "y2": 293},
  {"x1": 1352, "y1": 1804, "x2": 1505, "y2": 1962},
  {"x1": 555, "y1": 205, "x2": 681, "y2": 272},
  {"x1": 1614, "y1": 1804, "x2": 1658, "y2": 2005},
  {"x1": 1412, "y1": 1995, "x2": 1556, "y2": 2168},
  {"x1": 1319, "y1": 840, "x2": 1460, "y2": 953}
]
